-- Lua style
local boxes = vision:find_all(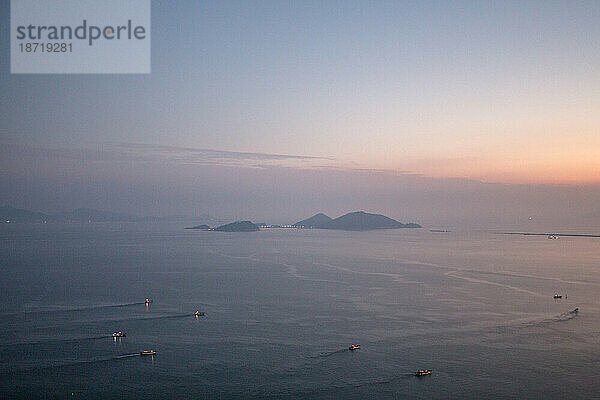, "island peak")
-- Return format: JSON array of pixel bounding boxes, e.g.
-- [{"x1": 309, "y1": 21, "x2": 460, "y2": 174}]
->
[
  {"x1": 293, "y1": 211, "x2": 421, "y2": 231},
  {"x1": 214, "y1": 221, "x2": 260, "y2": 232}
]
